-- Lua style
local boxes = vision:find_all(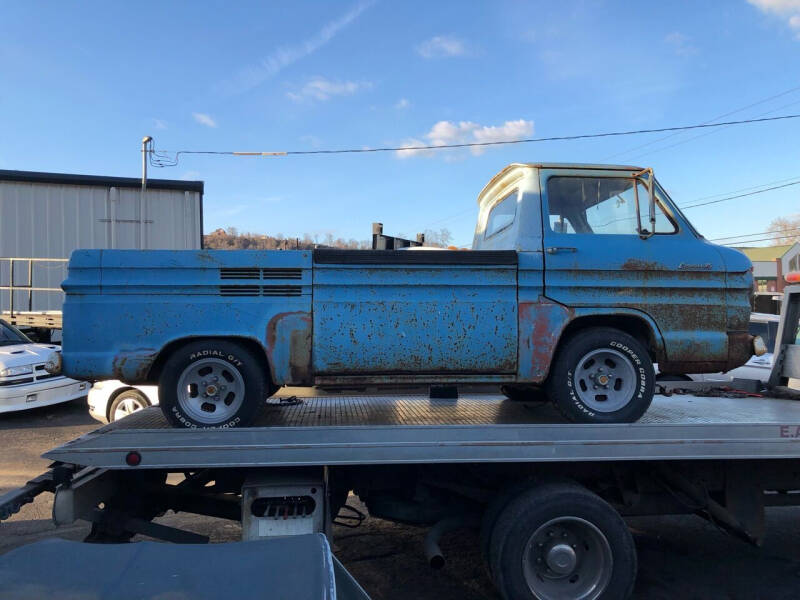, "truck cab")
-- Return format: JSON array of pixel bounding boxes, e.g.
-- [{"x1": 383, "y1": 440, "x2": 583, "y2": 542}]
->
[{"x1": 60, "y1": 163, "x2": 758, "y2": 428}]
